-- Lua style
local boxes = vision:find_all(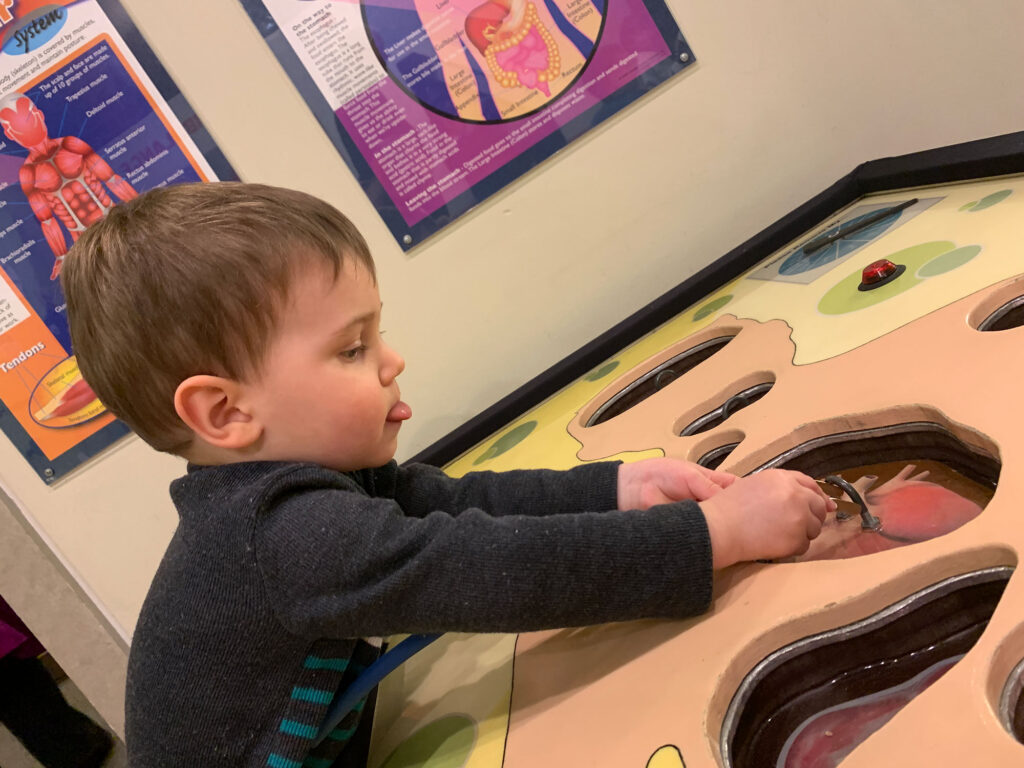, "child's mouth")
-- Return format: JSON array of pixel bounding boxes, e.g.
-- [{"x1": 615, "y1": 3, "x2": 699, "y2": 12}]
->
[{"x1": 386, "y1": 400, "x2": 412, "y2": 423}]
